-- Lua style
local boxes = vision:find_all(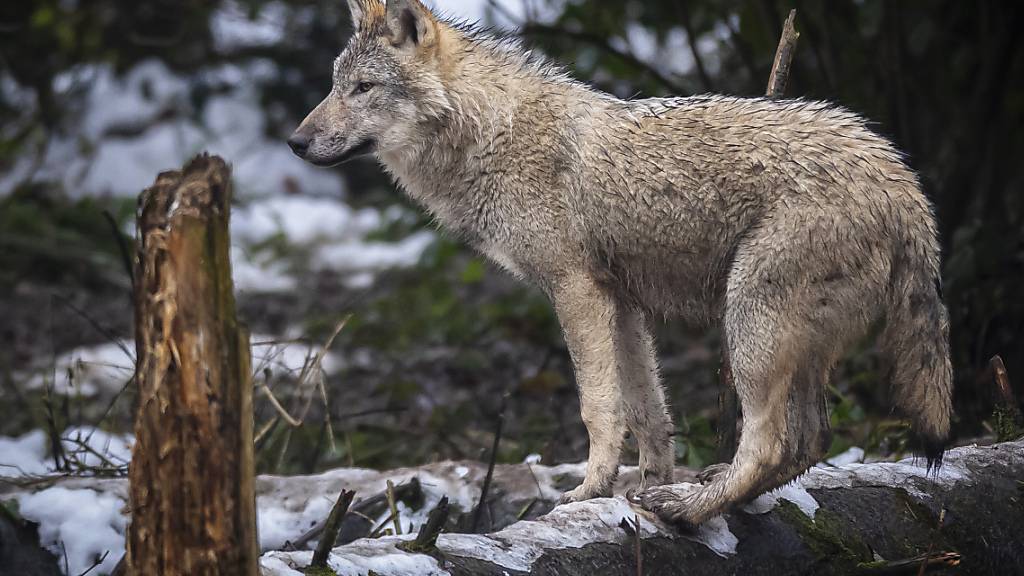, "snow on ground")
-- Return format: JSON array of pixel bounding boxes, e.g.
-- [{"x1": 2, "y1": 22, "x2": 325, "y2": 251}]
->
[
  {"x1": 251, "y1": 334, "x2": 344, "y2": 378},
  {"x1": 0, "y1": 430, "x2": 50, "y2": 476},
  {"x1": 437, "y1": 496, "x2": 661, "y2": 571},
  {"x1": 1, "y1": 440, "x2": 1009, "y2": 576},
  {"x1": 17, "y1": 486, "x2": 127, "y2": 576},
  {"x1": 15, "y1": 335, "x2": 347, "y2": 398},
  {"x1": 261, "y1": 540, "x2": 448, "y2": 576},
  {"x1": 230, "y1": 195, "x2": 436, "y2": 291},
  {"x1": 256, "y1": 461, "x2": 483, "y2": 551},
  {"x1": 24, "y1": 340, "x2": 134, "y2": 396},
  {"x1": 0, "y1": 426, "x2": 133, "y2": 478}
]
